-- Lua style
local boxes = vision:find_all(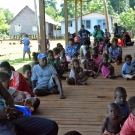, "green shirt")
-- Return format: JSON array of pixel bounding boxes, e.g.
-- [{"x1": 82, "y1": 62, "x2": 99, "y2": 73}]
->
[
  {"x1": 96, "y1": 29, "x2": 104, "y2": 38},
  {"x1": 47, "y1": 59, "x2": 61, "y2": 68}
]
